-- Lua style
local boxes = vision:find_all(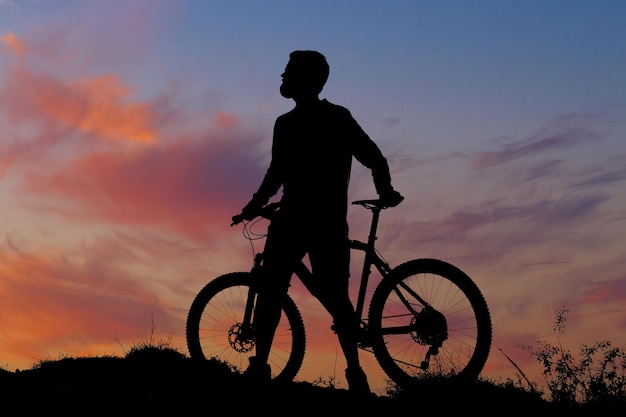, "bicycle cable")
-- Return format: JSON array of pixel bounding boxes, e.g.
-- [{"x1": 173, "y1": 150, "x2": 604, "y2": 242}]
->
[{"x1": 240, "y1": 217, "x2": 270, "y2": 260}]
